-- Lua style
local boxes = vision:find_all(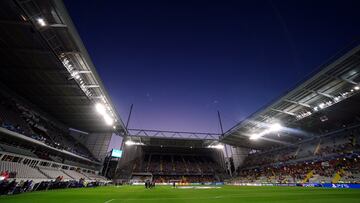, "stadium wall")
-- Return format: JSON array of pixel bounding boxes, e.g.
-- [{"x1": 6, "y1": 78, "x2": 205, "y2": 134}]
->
[
  {"x1": 229, "y1": 146, "x2": 250, "y2": 169},
  {"x1": 209, "y1": 148, "x2": 227, "y2": 169},
  {"x1": 115, "y1": 144, "x2": 143, "y2": 179},
  {"x1": 70, "y1": 131, "x2": 112, "y2": 162}
]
